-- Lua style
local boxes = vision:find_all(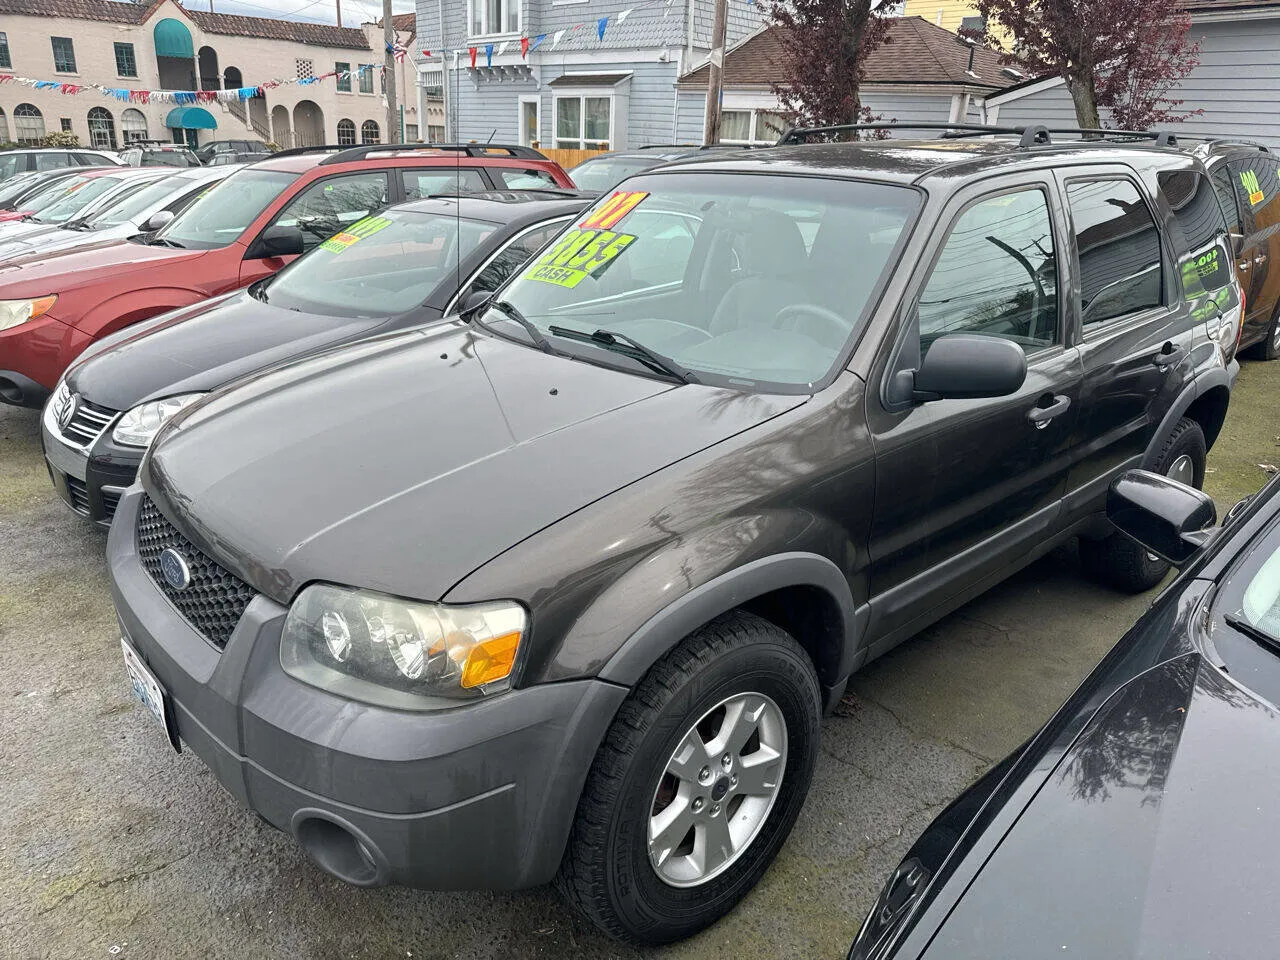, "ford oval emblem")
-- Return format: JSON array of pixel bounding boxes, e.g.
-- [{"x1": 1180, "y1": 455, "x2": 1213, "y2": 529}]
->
[{"x1": 159, "y1": 548, "x2": 192, "y2": 590}]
